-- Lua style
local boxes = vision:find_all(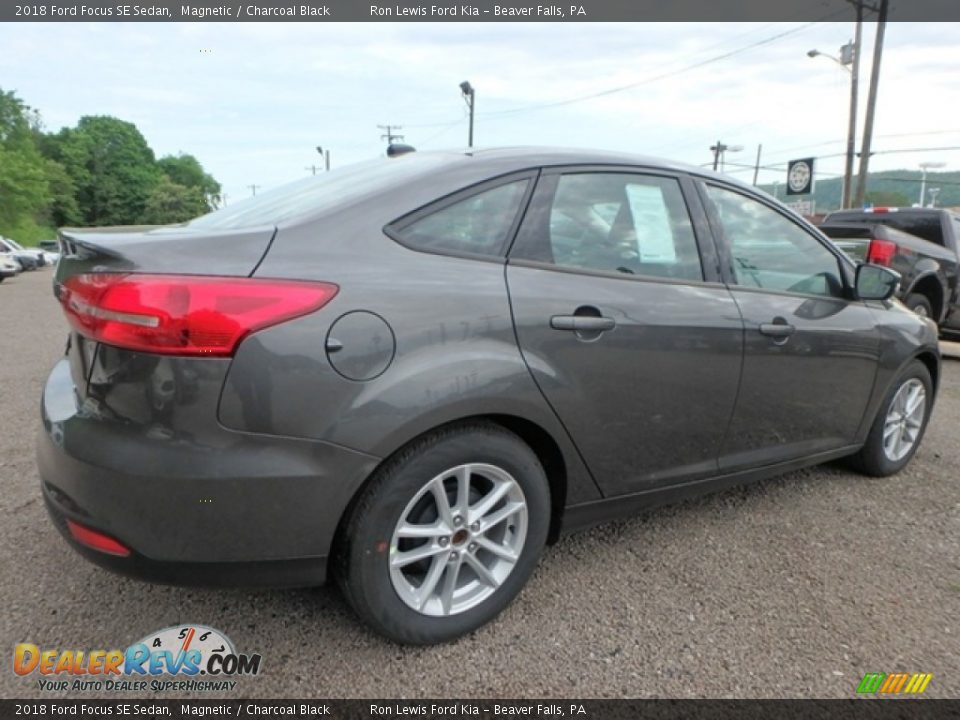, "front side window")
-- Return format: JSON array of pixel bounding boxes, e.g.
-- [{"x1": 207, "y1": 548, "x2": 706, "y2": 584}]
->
[
  {"x1": 515, "y1": 173, "x2": 703, "y2": 281},
  {"x1": 705, "y1": 185, "x2": 844, "y2": 298},
  {"x1": 391, "y1": 180, "x2": 529, "y2": 257}
]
